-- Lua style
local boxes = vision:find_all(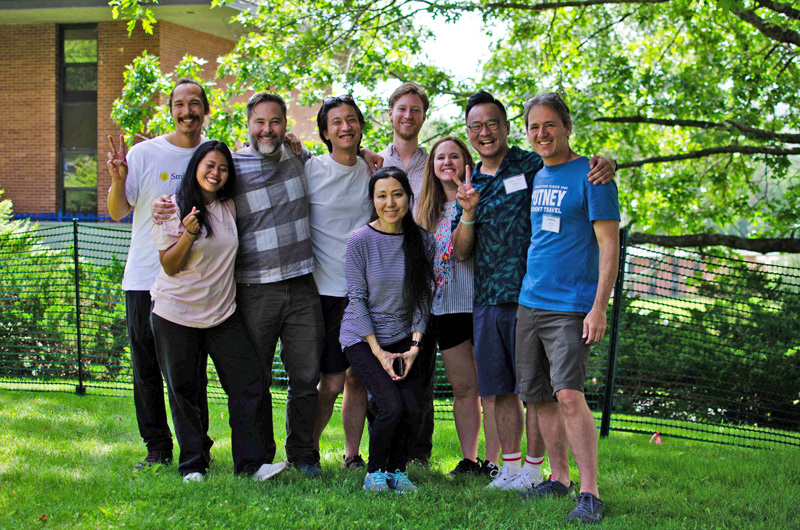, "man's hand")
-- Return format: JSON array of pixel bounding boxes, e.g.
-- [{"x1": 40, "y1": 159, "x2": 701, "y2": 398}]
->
[
  {"x1": 284, "y1": 133, "x2": 302, "y2": 156},
  {"x1": 151, "y1": 195, "x2": 176, "y2": 225},
  {"x1": 451, "y1": 166, "x2": 480, "y2": 216},
  {"x1": 106, "y1": 134, "x2": 128, "y2": 184},
  {"x1": 582, "y1": 307, "x2": 607, "y2": 345},
  {"x1": 587, "y1": 156, "x2": 616, "y2": 184},
  {"x1": 361, "y1": 149, "x2": 384, "y2": 175}
]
